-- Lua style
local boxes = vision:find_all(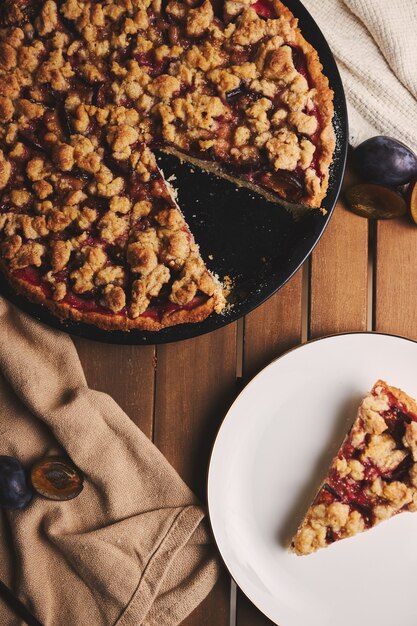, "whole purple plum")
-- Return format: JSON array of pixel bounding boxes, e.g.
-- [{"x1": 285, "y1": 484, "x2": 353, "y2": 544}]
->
[
  {"x1": 0, "y1": 456, "x2": 33, "y2": 509},
  {"x1": 353, "y1": 136, "x2": 417, "y2": 186}
]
